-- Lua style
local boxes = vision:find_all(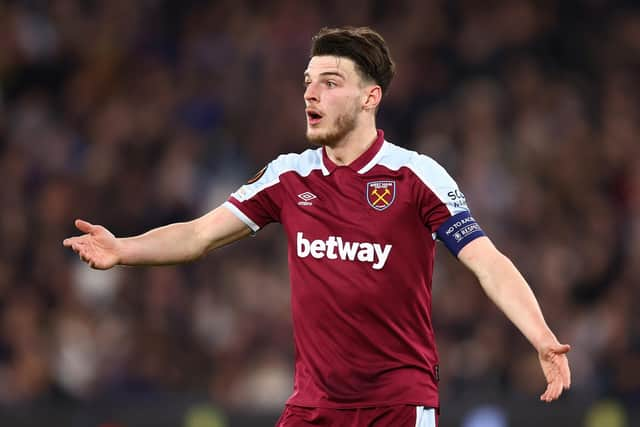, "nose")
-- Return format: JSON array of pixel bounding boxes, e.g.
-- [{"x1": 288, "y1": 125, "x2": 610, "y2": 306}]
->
[{"x1": 304, "y1": 82, "x2": 319, "y2": 103}]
